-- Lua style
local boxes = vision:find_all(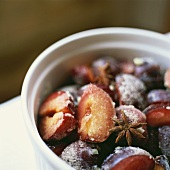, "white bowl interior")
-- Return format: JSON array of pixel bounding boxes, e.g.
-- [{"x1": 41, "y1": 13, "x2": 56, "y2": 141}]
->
[{"x1": 21, "y1": 28, "x2": 170, "y2": 170}]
